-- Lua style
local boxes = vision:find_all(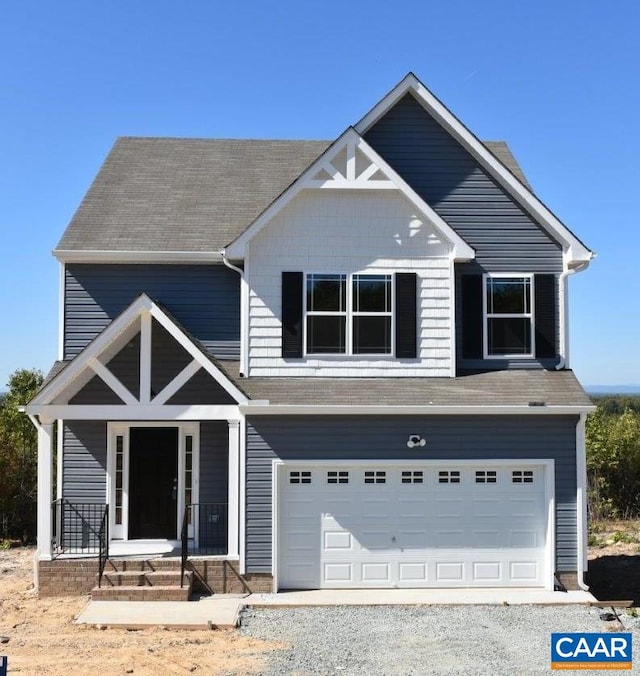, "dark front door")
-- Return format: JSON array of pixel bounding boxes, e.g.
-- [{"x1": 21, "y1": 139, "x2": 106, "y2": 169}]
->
[{"x1": 128, "y1": 427, "x2": 179, "y2": 539}]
